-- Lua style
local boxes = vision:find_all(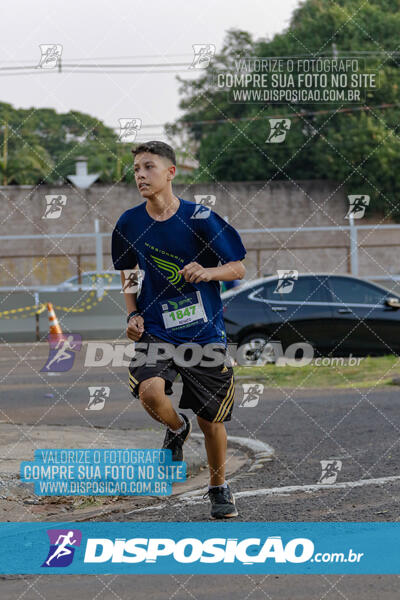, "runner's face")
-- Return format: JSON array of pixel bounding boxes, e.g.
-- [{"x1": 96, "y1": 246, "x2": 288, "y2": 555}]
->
[{"x1": 134, "y1": 152, "x2": 174, "y2": 197}]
